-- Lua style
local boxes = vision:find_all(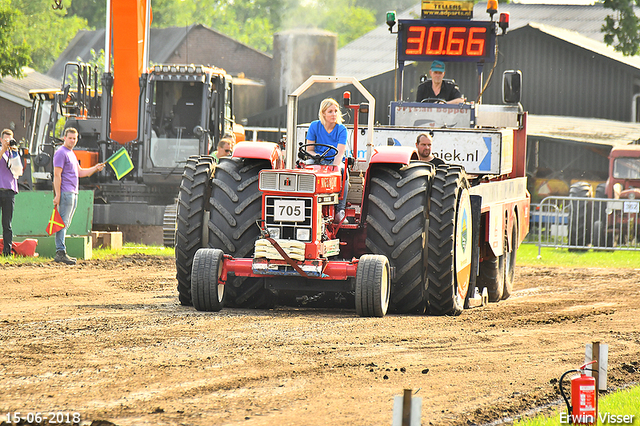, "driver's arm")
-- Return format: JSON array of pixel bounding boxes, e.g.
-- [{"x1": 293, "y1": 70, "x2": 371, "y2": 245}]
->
[
  {"x1": 332, "y1": 143, "x2": 347, "y2": 166},
  {"x1": 416, "y1": 84, "x2": 426, "y2": 103},
  {"x1": 447, "y1": 97, "x2": 465, "y2": 104},
  {"x1": 447, "y1": 84, "x2": 464, "y2": 104},
  {"x1": 305, "y1": 140, "x2": 316, "y2": 155}
]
